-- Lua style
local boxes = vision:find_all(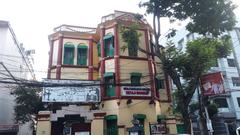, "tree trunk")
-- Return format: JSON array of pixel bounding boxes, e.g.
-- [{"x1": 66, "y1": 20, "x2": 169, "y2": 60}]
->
[{"x1": 181, "y1": 103, "x2": 192, "y2": 134}]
